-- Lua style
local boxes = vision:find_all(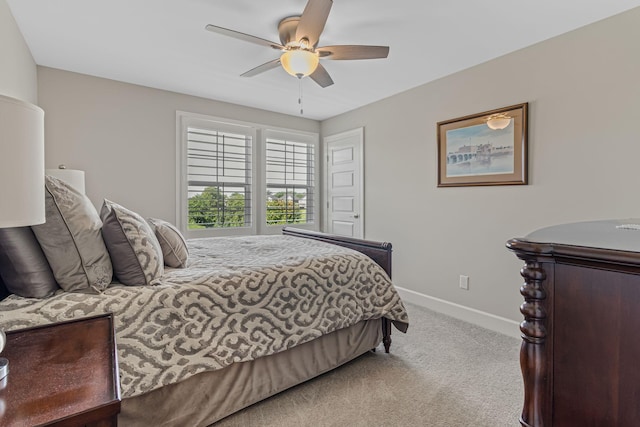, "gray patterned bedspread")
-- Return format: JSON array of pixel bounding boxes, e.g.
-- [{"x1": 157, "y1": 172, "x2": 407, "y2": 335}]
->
[{"x1": 0, "y1": 235, "x2": 408, "y2": 398}]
